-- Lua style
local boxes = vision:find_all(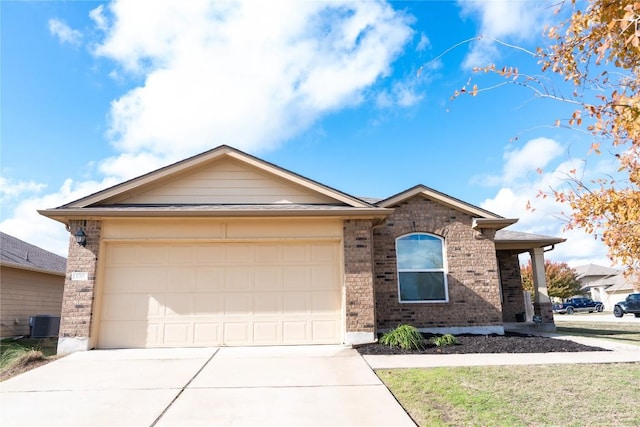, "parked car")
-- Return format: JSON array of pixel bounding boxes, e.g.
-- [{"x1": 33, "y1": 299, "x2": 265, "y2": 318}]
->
[
  {"x1": 553, "y1": 297, "x2": 604, "y2": 314},
  {"x1": 613, "y1": 293, "x2": 640, "y2": 318}
]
